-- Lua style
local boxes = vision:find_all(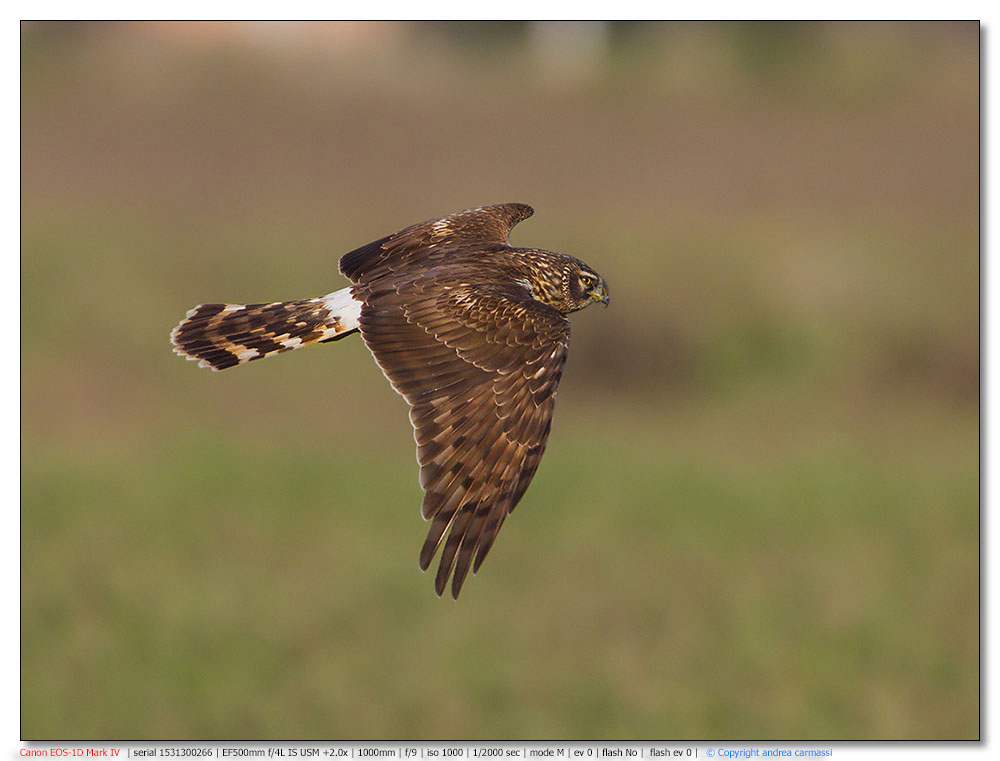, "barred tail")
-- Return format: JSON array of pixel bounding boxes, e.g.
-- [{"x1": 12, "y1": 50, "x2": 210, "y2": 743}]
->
[{"x1": 171, "y1": 286, "x2": 362, "y2": 371}]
